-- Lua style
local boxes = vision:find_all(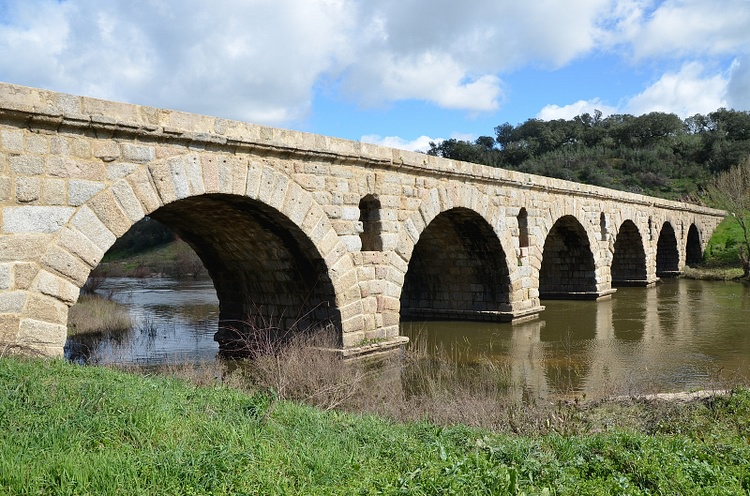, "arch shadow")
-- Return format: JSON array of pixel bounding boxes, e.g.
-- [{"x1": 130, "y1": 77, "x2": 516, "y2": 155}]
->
[
  {"x1": 149, "y1": 193, "x2": 343, "y2": 353},
  {"x1": 400, "y1": 207, "x2": 512, "y2": 322},
  {"x1": 539, "y1": 215, "x2": 597, "y2": 299},
  {"x1": 611, "y1": 220, "x2": 648, "y2": 286},
  {"x1": 656, "y1": 221, "x2": 680, "y2": 277}
]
